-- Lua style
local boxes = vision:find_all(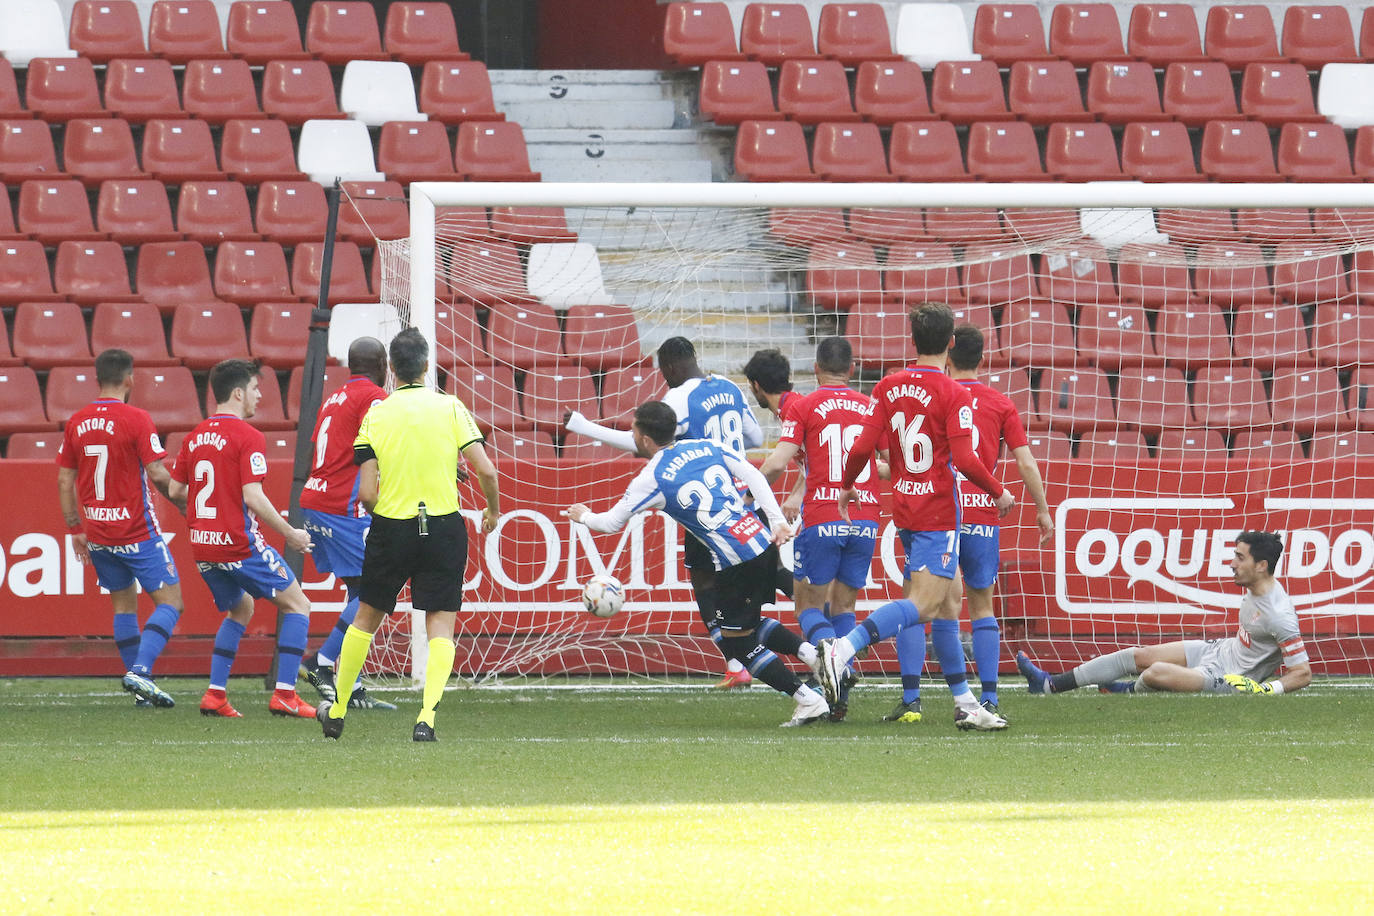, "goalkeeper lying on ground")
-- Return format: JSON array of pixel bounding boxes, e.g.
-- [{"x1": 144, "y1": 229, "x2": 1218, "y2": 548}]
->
[{"x1": 1017, "y1": 530, "x2": 1312, "y2": 696}]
